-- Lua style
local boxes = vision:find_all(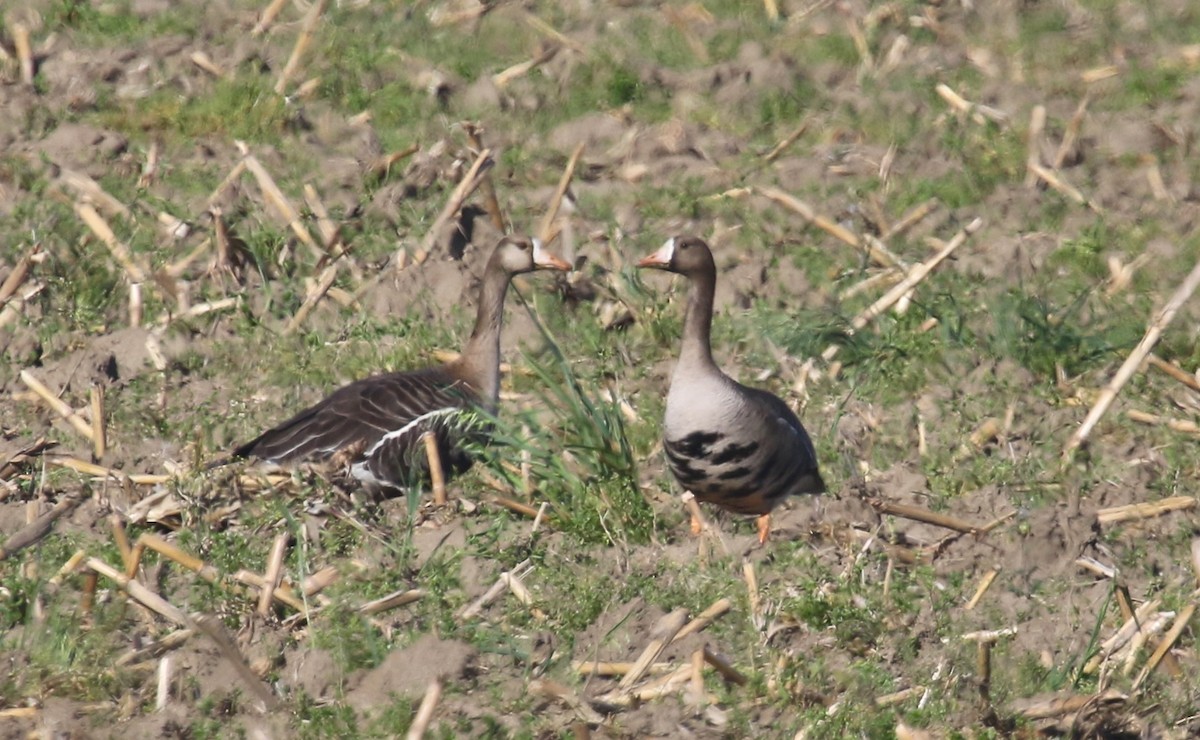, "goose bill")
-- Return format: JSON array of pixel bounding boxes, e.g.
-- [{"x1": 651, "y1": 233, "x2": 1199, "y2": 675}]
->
[
  {"x1": 637, "y1": 237, "x2": 675, "y2": 268},
  {"x1": 532, "y1": 238, "x2": 572, "y2": 271}
]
